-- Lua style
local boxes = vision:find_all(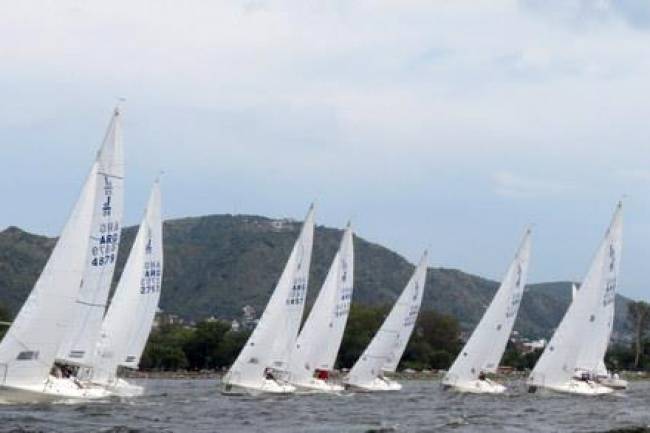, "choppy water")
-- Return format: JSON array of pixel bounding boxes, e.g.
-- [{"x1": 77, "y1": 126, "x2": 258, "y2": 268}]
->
[{"x1": 1, "y1": 379, "x2": 649, "y2": 433}]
